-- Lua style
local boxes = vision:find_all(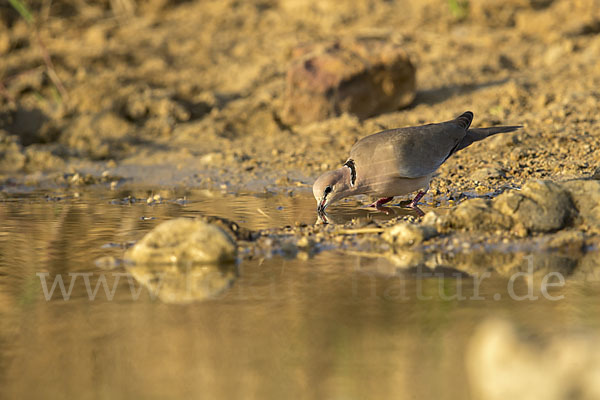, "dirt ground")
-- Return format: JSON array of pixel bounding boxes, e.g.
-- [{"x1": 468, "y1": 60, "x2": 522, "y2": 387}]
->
[{"x1": 1, "y1": 0, "x2": 600, "y2": 199}]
